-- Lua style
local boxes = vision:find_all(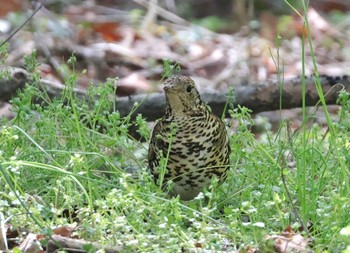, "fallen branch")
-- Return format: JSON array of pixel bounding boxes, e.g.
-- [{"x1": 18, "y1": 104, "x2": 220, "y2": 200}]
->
[
  {"x1": 0, "y1": 68, "x2": 348, "y2": 121},
  {"x1": 47, "y1": 235, "x2": 124, "y2": 253},
  {"x1": 0, "y1": 68, "x2": 29, "y2": 101},
  {"x1": 115, "y1": 75, "x2": 349, "y2": 121}
]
